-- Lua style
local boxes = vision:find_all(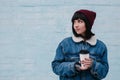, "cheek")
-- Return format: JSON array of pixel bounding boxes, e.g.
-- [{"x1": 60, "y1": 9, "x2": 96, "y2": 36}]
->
[
  {"x1": 82, "y1": 26, "x2": 86, "y2": 31},
  {"x1": 81, "y1": 24, "x2": 86, "y2": 30},
  {"x1": 79, "y1": 24, "x2": 86, "y2": 30}
]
